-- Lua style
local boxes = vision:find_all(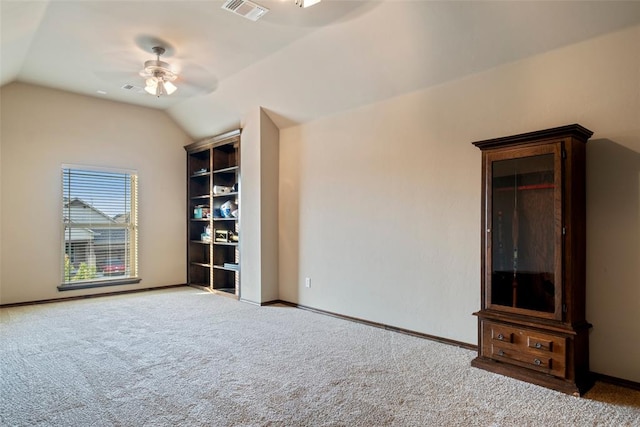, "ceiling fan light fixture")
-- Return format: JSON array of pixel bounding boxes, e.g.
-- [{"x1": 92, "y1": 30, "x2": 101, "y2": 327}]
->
[
  {"x1": 163, "y1": 80, "x2": 177, "y2": 95},
  {"x1": 145, "y1": 83, "x2": 159, "y2": 96},
  {"x1": 140, "y1": 46, "x2": 178, "y2": 97},
  {"x1": 295, "y1": 0, "x2": 321, "y2": 8},
  {"x1": 144, "y1": 78, "x2": 178, "y2": 97}
]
